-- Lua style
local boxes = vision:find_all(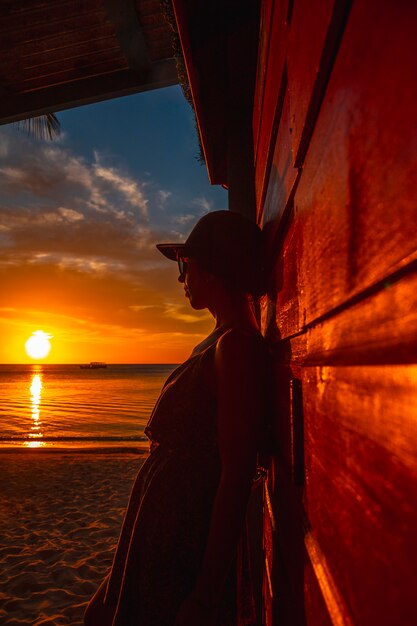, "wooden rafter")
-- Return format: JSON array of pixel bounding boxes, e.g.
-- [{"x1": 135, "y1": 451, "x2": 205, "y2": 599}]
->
[
  {"x1": 0, "y1": 59, "x2": 177, "y2": 125},
  {"x1": 0, "y1": 0, "x2": 178, "y2": 126},
  {"x1": 103, "y1": 0, "x2": 151, "y2": 74}
]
